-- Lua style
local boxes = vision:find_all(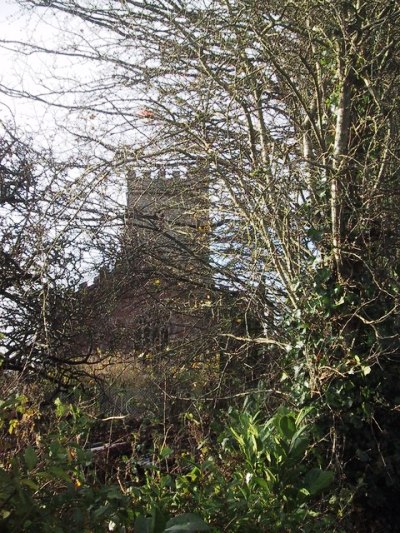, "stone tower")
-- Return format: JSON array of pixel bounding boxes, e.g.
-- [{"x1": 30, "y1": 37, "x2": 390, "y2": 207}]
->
[{"x1": 90, "y1": 161, "x2": 211, "y2": 357}]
